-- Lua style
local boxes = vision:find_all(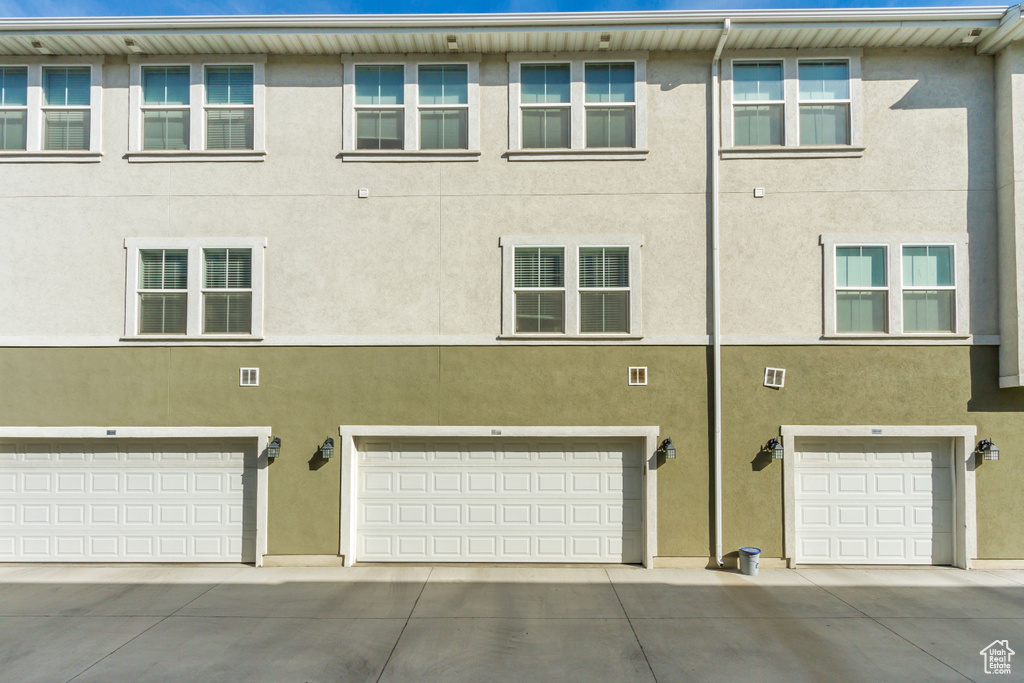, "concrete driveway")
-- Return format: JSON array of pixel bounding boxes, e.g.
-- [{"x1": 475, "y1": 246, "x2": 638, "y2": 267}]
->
[{"x1": 1, "y1": 565, "x2": 1023, "y2": 682}]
